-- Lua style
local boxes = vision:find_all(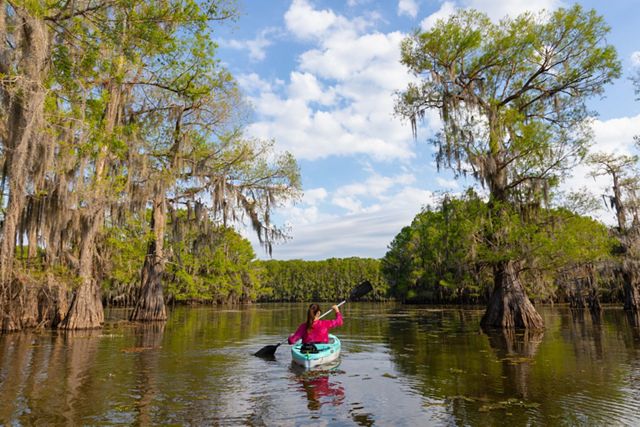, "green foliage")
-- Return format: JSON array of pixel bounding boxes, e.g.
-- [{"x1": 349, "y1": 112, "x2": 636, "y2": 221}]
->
[
  {"x1": 101, "y1": 217, "x2": 148, "y2": 290},
  {"x1": 101, "y1": 208, "x2": 266, "y2": 304},
  {"x1": 382, "y1": 190, "x2": 491, "y2": 303},
  {"x1": 258, "y1": 258, "x2": 388, "y2": 302},
  {"x1": 382, "y1": 191, "x2": 615, "y2": 303},
  {"x1": 166, "y1": 224, "x2": 263, "y2": 304}
]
